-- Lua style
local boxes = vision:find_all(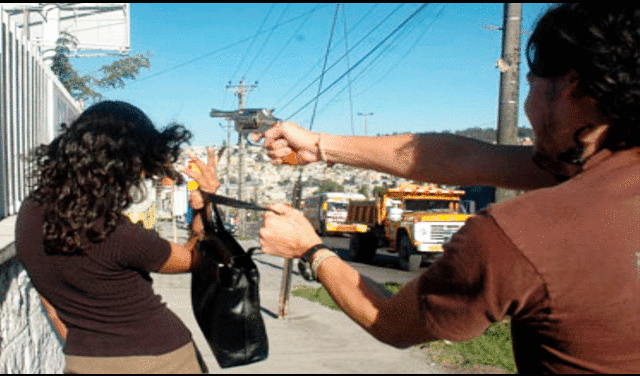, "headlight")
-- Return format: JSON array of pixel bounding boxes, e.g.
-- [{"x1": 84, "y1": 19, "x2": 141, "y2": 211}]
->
[{"x1": 413, "y1": 223, "x2": 431, "y2": 242}]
